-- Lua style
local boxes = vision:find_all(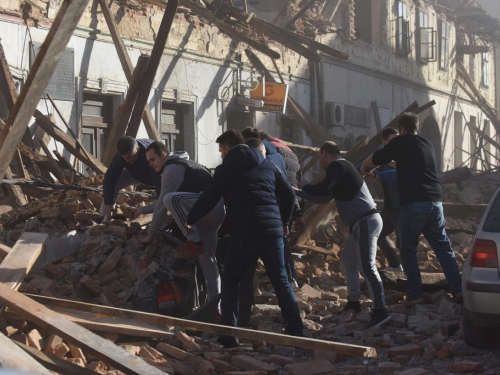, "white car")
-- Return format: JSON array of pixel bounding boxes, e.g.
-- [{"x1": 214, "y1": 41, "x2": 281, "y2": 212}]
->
[{"x1": 462, "y1": 187, "x2": 500, "y2": 348}]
